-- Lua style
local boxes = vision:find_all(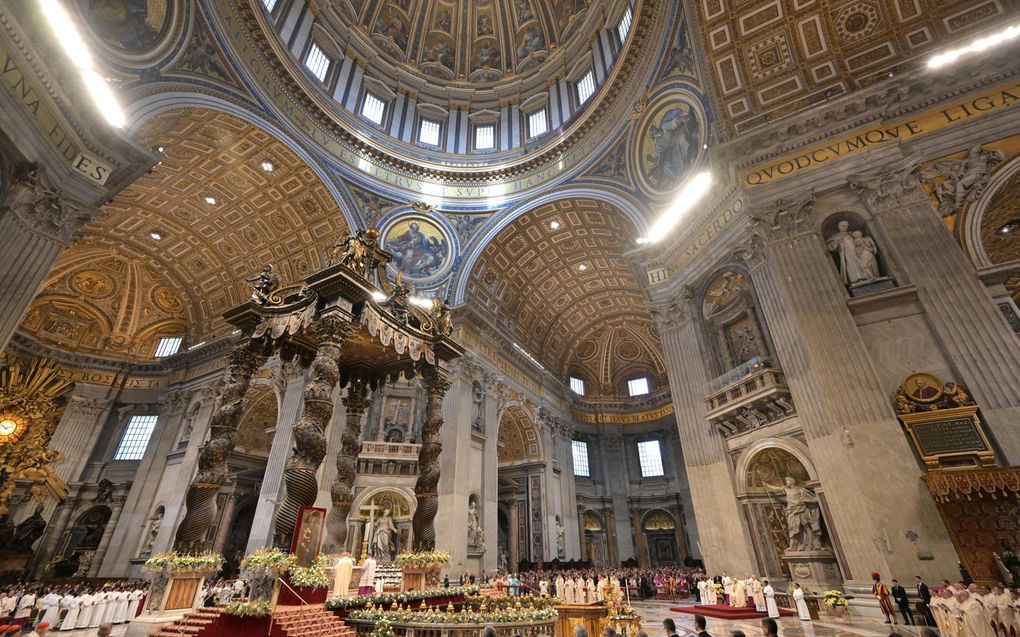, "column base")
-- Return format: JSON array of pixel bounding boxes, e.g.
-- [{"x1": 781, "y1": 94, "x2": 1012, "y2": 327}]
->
[{"x1": 781, "y1": 549, "x2": 842, "y2": 593}]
